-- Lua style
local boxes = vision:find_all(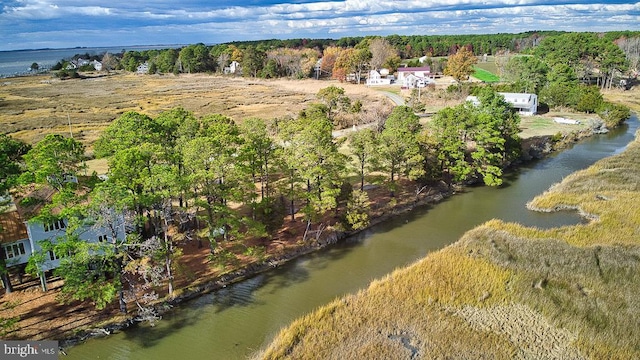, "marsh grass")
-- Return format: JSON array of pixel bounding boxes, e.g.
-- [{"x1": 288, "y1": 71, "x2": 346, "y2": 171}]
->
[
  {"x1": 1, "y1": 73, "x2": 387, "y2": 147},
  {"x1": 259, "y1": 128, "x2": 640, "y2": 358}
]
